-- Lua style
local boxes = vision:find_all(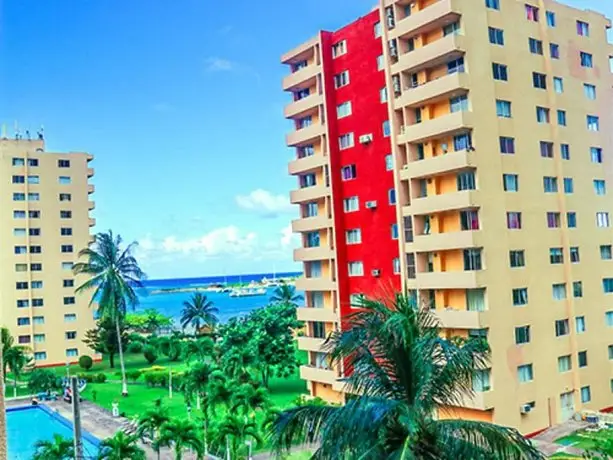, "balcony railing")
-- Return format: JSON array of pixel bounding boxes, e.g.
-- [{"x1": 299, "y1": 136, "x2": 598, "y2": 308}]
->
[
  {"x1": 434, "y1": 308, "x2": 487, "y2": 329},
  {"x1": 291, "y1": 215, "x2": 332, "y2": 233},
  {"x1": 295, "y1": 276, "x2": 337, "y2": 292},
  {"x1": 403, "y1": 190, "x2": 479, "y2": 215},
  {"x1": 288, "y1": 153, "x2": 328, "y2": 175},
  {"x1": 391, "y1": 0, "x2": 461, "y2": 40},
  {"x1": 399, "y1": 149, "x2": 475, "y2": 180},
  {"x1": 296, "y1": 306, "x2": 338, "y2": 323},
  {"x1": 297, "y1": 336, "x2": 327, "y2": 353},
  {"x1": 286, "y1": 123, "x2": 326, "y2": 147},
  {"x1": 416, "y1": 270, "x2": 485, "y2": 289},
  {"x1": 299, "y1": 365, "x2": 339, "y2": 385},
  {"x1": 394, "y1": 72, "x2": 469, "y2": 110},
  {"x1": 283, "y1": 64, "x2": 321, "y2": 91},
  {"x1": 290, "y1": 184, "x2": 330, "y2": 204},
  {"x1": 294, "y1": 246, "x2": 335, "y2": 262},
  {"x1": 284, "y1": 93, "x2": 323, "y2": 119},
  {"x1": 408, "y1": 229, "x2": 481, "y2": 252},
  {"x1": 398, "y1": 111, "x2": 473, "y2": 144},
  {"x1": 391, "y1": 33, "x2": 465, "y2": 76}
]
